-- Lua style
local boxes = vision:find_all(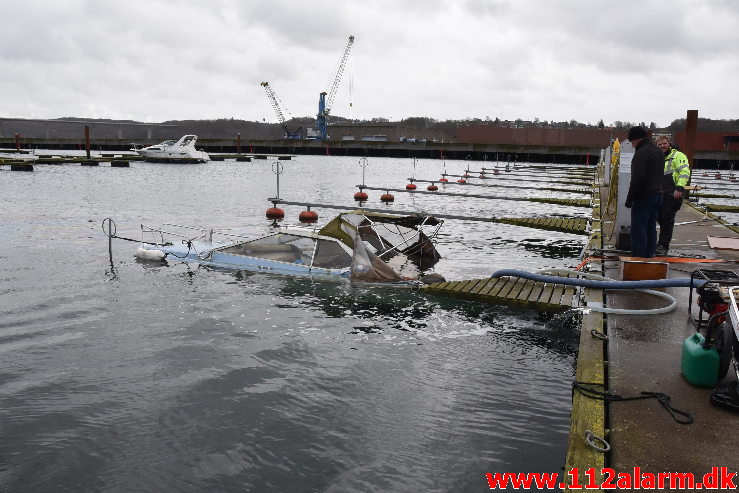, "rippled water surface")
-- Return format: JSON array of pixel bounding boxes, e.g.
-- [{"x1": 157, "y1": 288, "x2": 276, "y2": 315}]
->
[{"x1": 0, "y1": 155, "x2": 590, "y2": 492}]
